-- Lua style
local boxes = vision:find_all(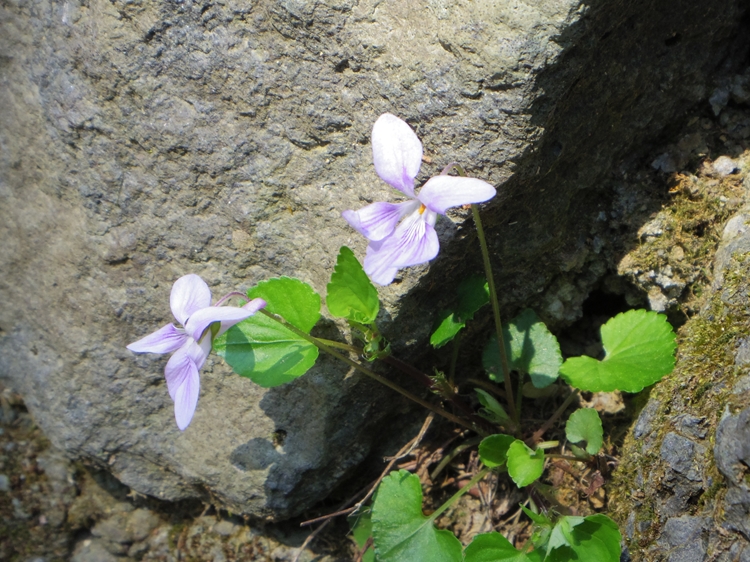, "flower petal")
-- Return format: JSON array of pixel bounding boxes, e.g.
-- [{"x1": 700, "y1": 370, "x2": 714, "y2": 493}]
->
[
  {"x1": 418, "y1": 175, "x2": 496, "y2": 215},
  {"x1": 184, "y1": 305, "x2": 258, "y2": 342},
  {"x1": 364, "y1": 211, "x2": 440, "y2": 285},
  {"x1": 372, "y1": 113, "x2": 423, "y2": 197},
  {"x1": 342, "y1": 200, "x2": 420, "y2": 242},
  {"x1": 164, "y1": 339, "x2": 206, "y2": 430},
  {"x1": 127, "y1": 323, "x2": 187, "y2": 354},
  {"x1": 216, "y1": 298, "x2": 266, "y2": 337},
  {"x1": 170, "y1": 274, "x2": 212, "y2": 326}
]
